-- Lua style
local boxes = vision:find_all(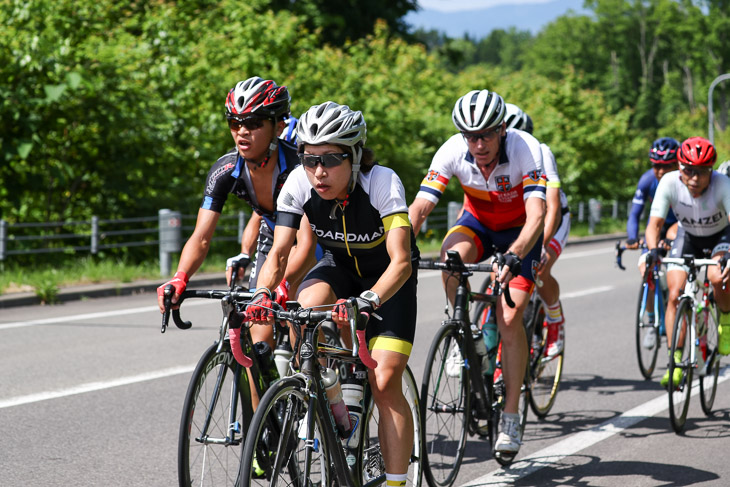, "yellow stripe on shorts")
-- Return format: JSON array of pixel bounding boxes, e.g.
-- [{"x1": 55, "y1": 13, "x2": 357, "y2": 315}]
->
[{"x1": 368, "y1": 336, "x2": 412, "y2": 356}]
